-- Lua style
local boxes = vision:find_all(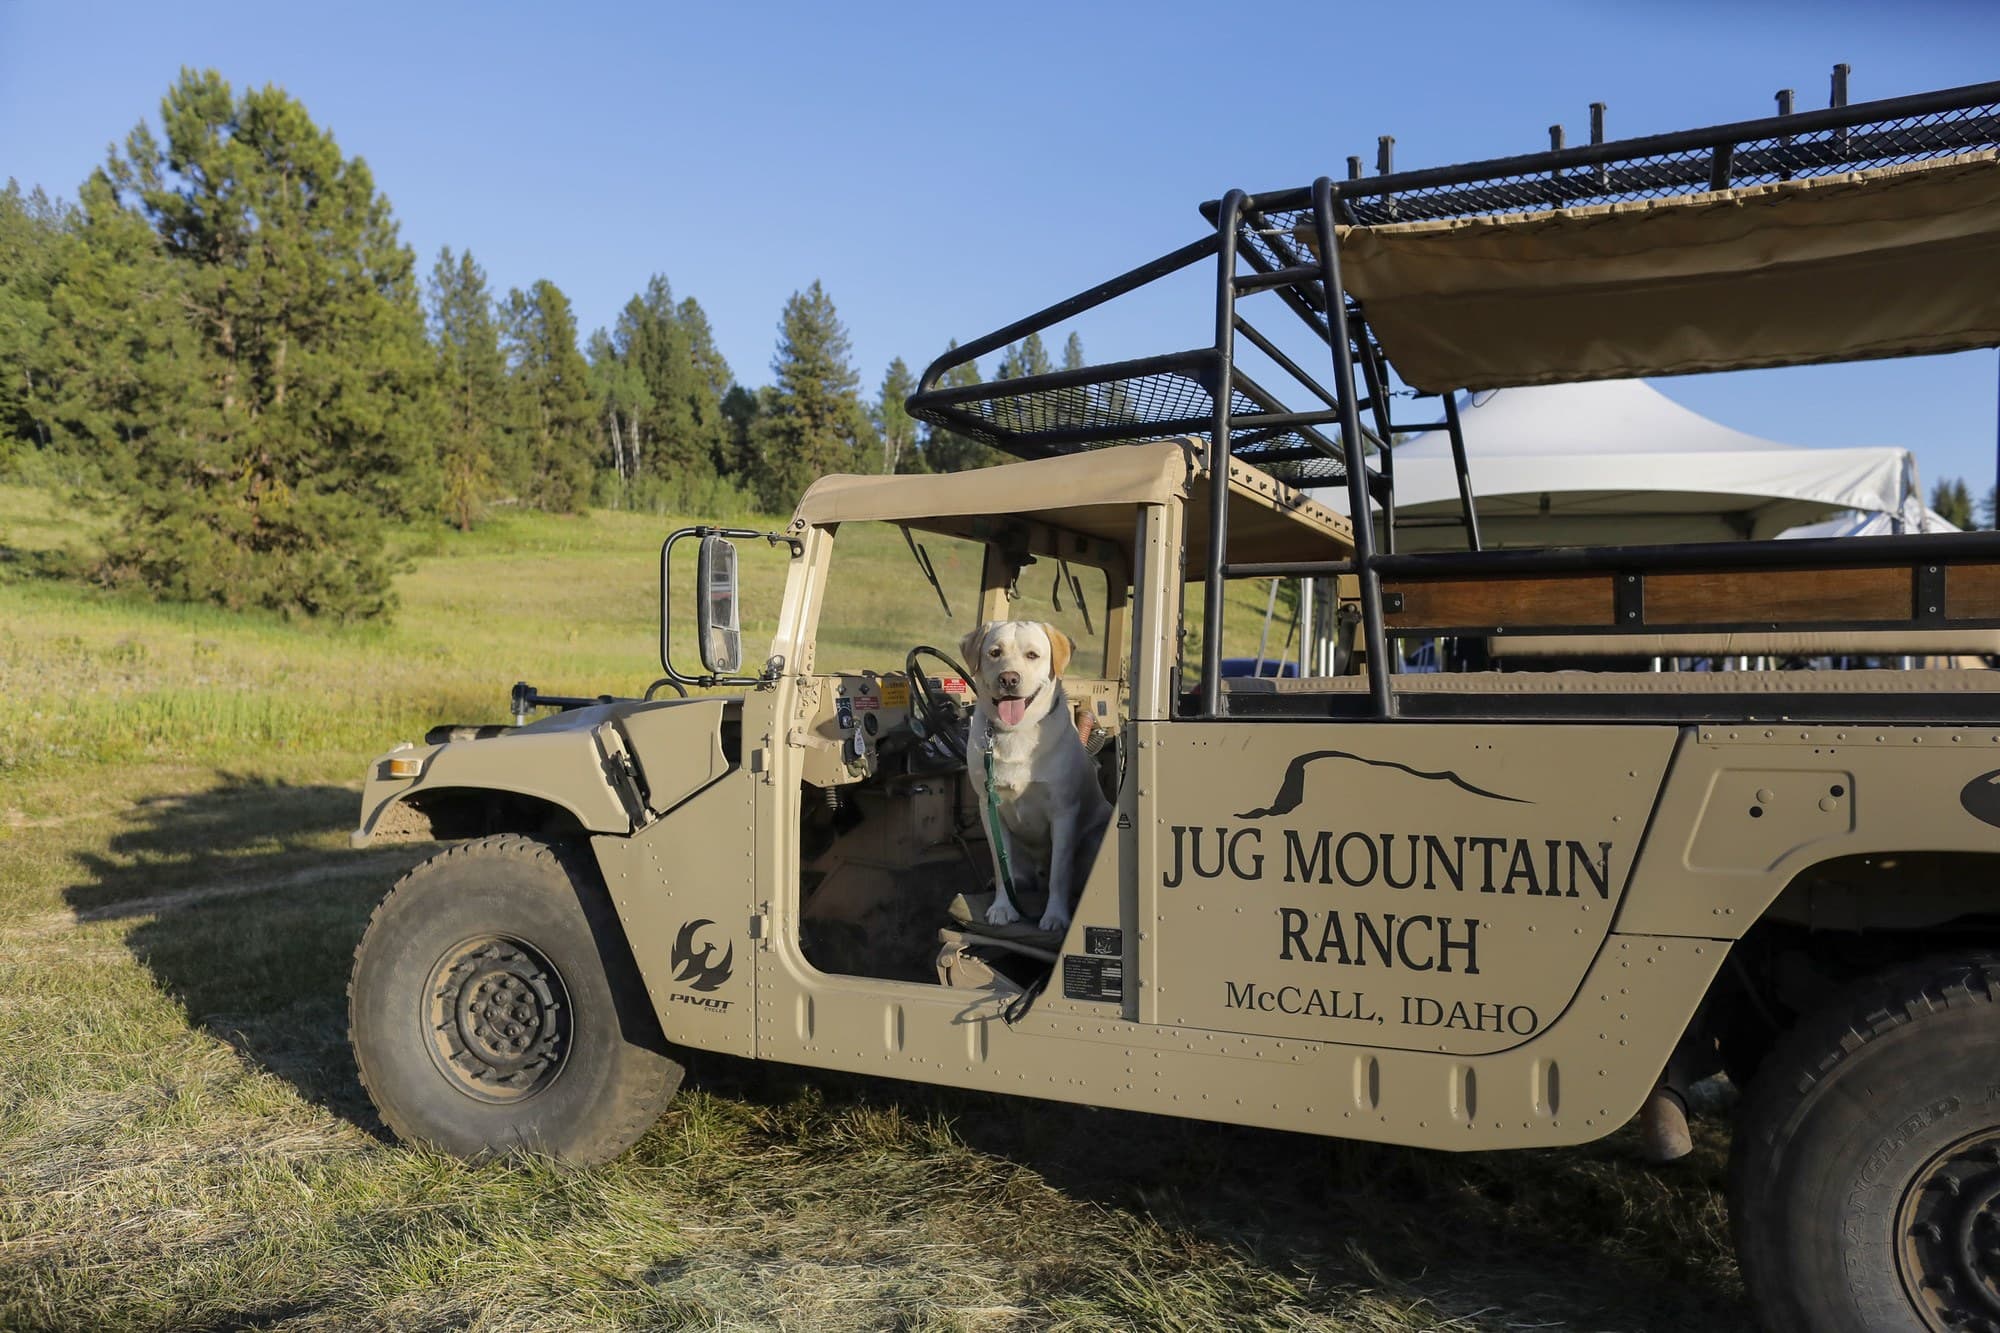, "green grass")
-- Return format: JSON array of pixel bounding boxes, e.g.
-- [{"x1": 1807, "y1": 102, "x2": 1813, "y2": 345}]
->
[{"x1": 0, "y1": 484, "x2": 1752, "y2": 1330}]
